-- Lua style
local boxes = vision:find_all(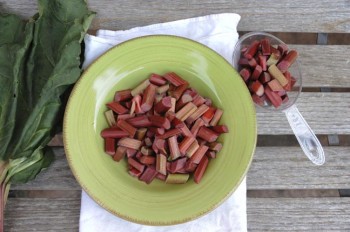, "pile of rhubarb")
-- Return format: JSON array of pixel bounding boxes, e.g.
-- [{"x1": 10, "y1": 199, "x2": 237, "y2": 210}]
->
[
  {"x1": 101, "y1": 72, "x2": 228, "y2": 184},
  {"x1": 238, "y1": 38, "x2": 298, "y2": 108}
]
